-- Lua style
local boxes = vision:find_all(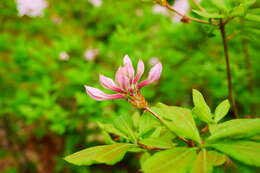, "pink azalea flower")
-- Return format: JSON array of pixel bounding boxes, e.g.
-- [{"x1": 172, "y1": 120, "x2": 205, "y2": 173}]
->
[
  {"x1": 152, "y1": 4, "x2": 168, "y2": 16},
  {"x1": 148, "y1": 57, "x2": 160, "y2": 66},
  {"x1": 85, "y1": 55, "x2": 162, "y2": 107},
  {"x1": 84, "y1": 48, "x2": 99, "y2": 61},
  {"x1": 51, "y1": 15, "x2": 63, "y2": 25},
  {"x1": 172, "y1": 0, "x2": 190, "y2": 23},
  {"x1": 135, "y1": 9, "x2": 144, "y2": 17},
  {"x1": 16, "y1": 0, "x2": 48, "y2": 17},
  {"x1": 89, "y1": 0, "x2": 102, "y2": 7},
  {"x1": 59, "y1": 51, "x2": 70, "y2": 61},
  {"x1": 172, "y1": 0, "x2": 202, "y2": 23}
]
